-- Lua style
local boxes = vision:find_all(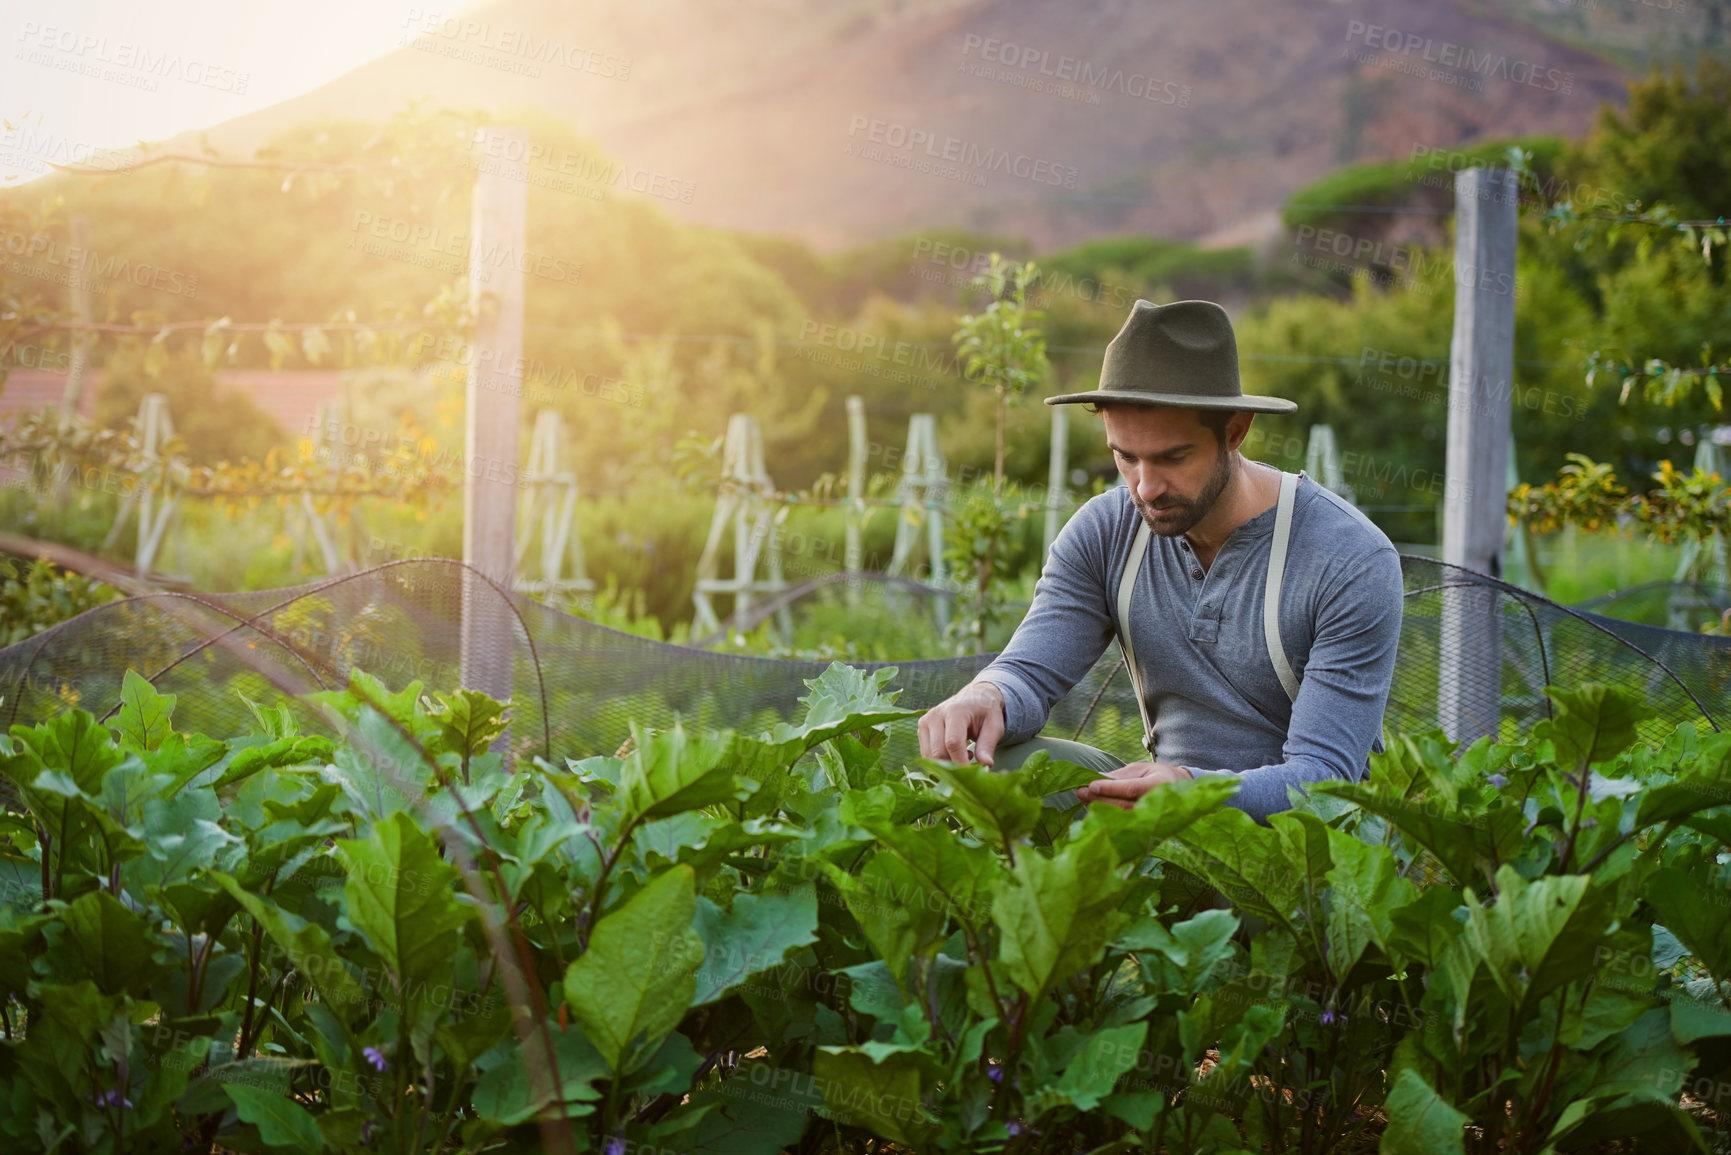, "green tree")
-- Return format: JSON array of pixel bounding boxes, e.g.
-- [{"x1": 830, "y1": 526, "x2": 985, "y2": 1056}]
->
[{"x1": 951, "y1": 255, "x2": 1050, "y2": 497}]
